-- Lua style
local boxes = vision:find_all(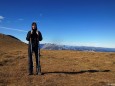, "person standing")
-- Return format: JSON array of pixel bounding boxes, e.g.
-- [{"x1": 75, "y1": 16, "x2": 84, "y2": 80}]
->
[{"x1": 26, "y1": 22, "x2": 43, "y2": 75}]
